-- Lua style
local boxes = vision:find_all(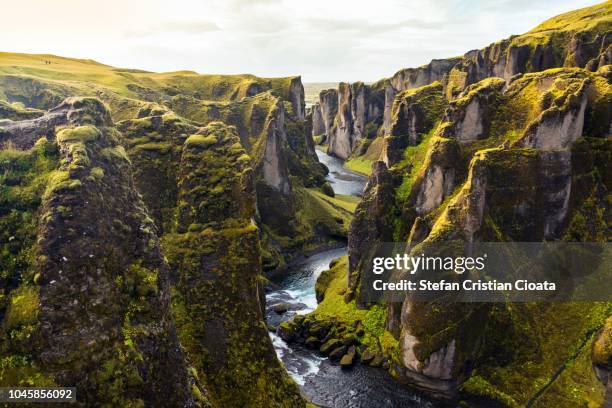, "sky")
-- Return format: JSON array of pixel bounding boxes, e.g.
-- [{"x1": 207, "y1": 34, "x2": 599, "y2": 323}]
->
[{"x1": 1, "y1": 0, "x2": 602, "y2": 82}]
